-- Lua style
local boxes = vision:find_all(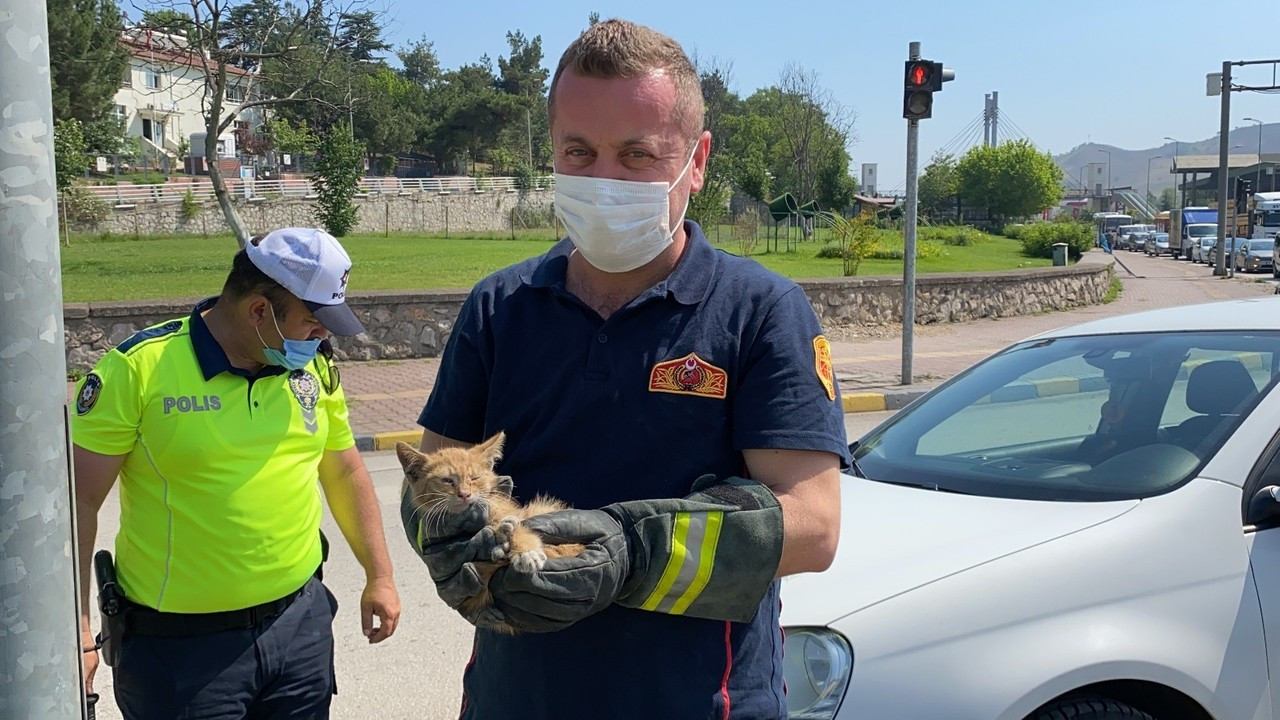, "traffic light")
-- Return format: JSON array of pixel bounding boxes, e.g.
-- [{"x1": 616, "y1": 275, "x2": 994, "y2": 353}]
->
[
  {"x1": 1237, "y1": 177, "x2": 1254, "y2": 213},
  {"x1": 903, "y1": 60, "x2": 955, "y2": 120}
]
